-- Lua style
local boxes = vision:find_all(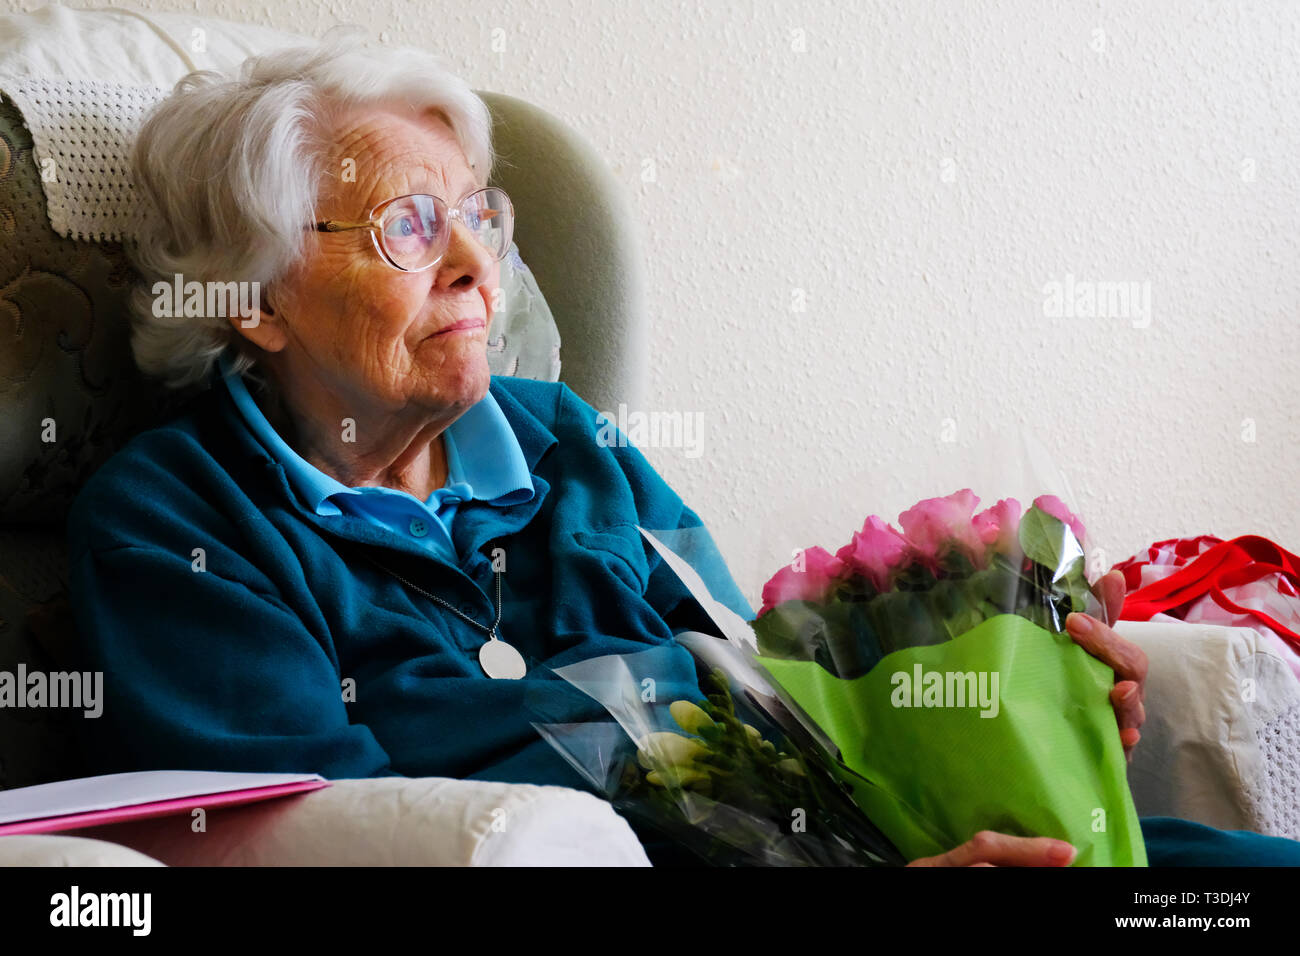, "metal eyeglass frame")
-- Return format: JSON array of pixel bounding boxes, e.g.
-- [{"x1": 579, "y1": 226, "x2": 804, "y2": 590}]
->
[{"x1": 312, "y1": 186, "x2": 515, "y2": 273}]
